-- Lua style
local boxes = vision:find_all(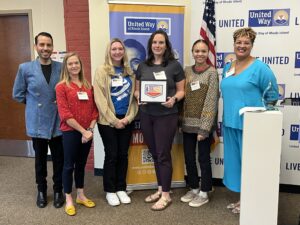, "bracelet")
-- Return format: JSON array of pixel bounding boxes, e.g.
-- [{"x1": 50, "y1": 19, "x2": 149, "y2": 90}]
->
[{"x1": 86, "y1": 127, "x2": 94, "y2": 133}]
